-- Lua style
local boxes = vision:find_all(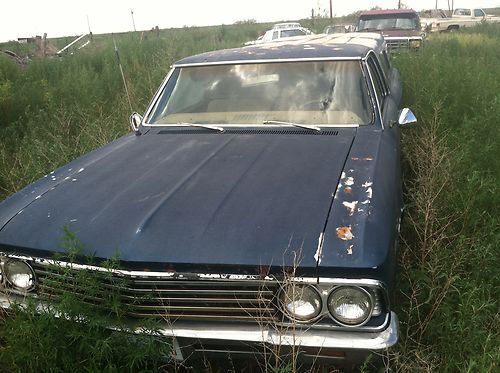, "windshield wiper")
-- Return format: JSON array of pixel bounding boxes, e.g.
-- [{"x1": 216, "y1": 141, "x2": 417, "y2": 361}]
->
[
  {"x1": 262, "y1": 120, "x2": 321, "y2": 132},
  {"x1": 177, "y1": 122, "x2": 224, "y2": 132}
]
